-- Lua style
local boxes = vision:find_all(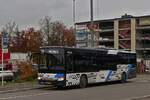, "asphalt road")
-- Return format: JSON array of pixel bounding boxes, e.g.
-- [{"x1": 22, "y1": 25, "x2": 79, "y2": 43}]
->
[{"x1": 0, "y1": 80, "x2": 150, "y2": 100}]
